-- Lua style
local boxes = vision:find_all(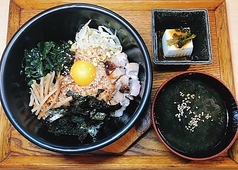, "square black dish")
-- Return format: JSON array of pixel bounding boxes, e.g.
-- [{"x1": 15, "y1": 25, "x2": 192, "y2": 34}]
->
[{"x1": 152, "y1": 9, "x2": 212, "y2": 65}]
